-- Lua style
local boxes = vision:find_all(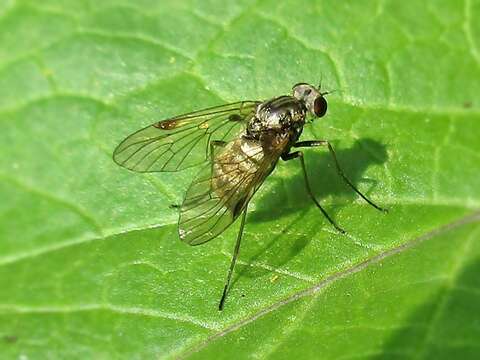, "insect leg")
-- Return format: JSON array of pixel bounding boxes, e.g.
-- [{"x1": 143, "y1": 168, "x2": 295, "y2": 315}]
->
[
  {"x1": 282, "y1": 151, "x2": 346, "y2": 234},
  {"x1": 294, "y1": 141, "x2": 388, "y2": 213},
  {"x1": 219, "y1": 202, "x2": 249, "y2": 311}
]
